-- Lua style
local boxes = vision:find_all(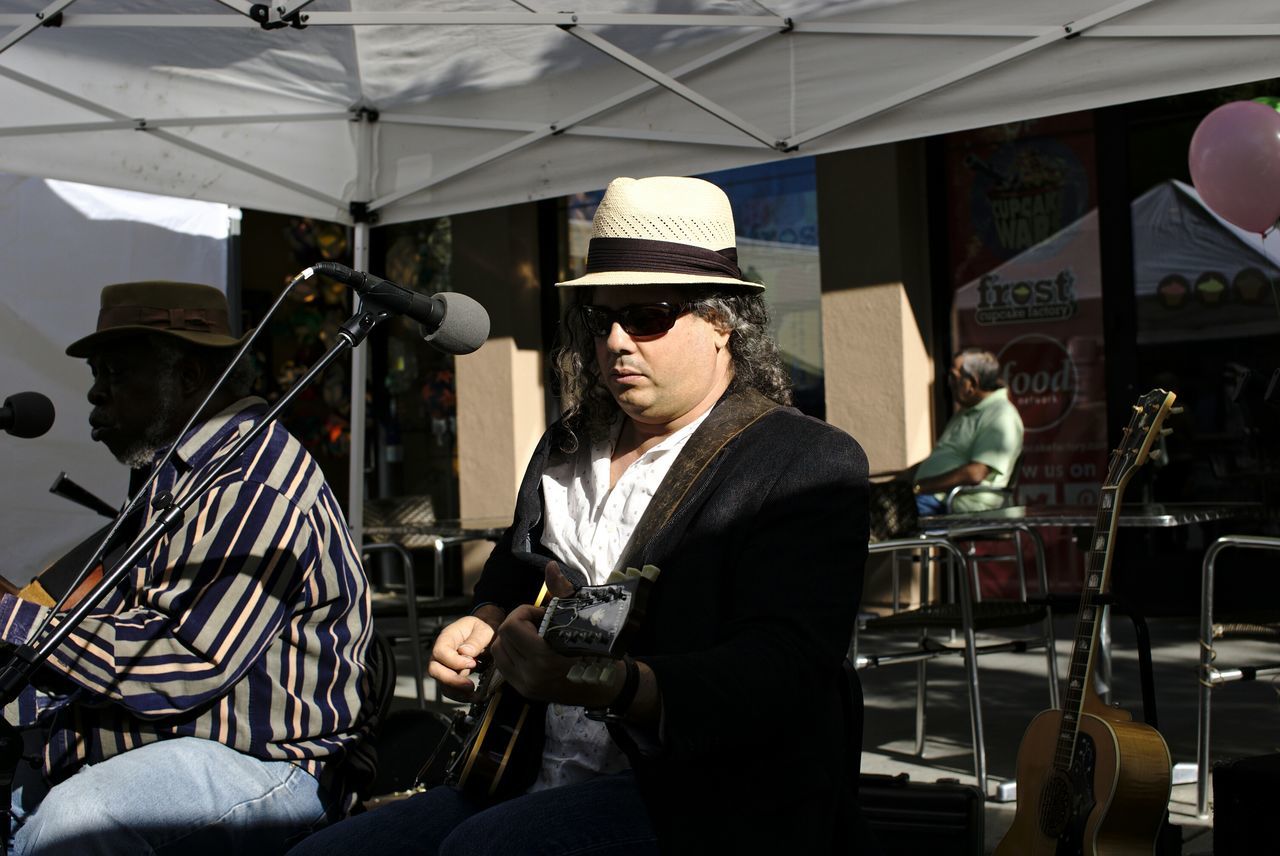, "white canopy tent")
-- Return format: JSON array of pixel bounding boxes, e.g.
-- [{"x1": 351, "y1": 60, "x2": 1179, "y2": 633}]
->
[{"x1": 1, "y1": 0, "x2": 1278, "y2": 533}]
